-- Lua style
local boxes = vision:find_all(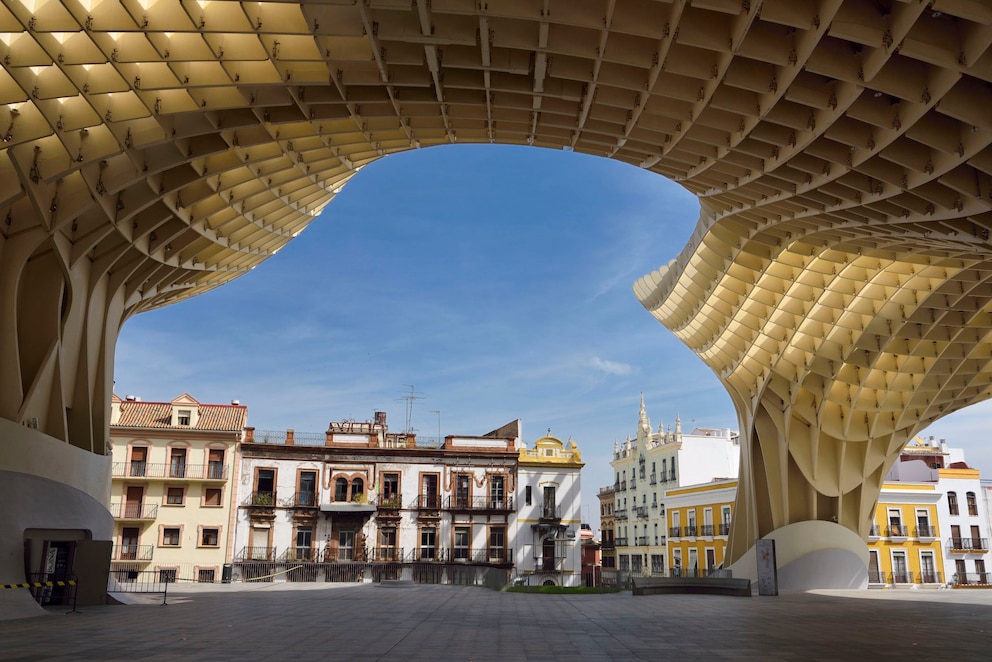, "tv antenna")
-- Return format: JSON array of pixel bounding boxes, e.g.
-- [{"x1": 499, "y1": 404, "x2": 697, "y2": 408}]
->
[{"x1": 397, "y1": 385, "x2": 425, "y2": 434}]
